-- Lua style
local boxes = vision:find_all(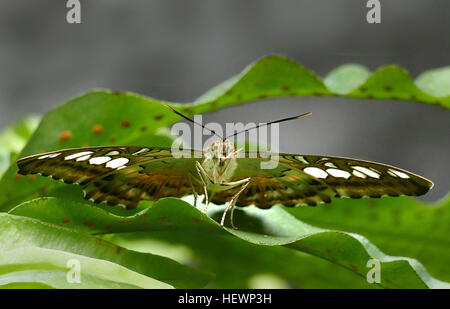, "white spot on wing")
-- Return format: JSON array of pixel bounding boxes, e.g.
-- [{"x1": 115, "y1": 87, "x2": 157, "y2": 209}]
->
[
  {"x1": 65, "y1": 151, "x2": 94, "y2": 160},
  {"x1": 106, "y1": 157, "x2": 130, "y2": 169},
  {"x1": 352, "y1": 166, "x2": 380, "y2": 179},
  {"x1": 324, "y1": 162, "x2": 338, "y2": 168},
  {"x1": 76, "y1": 155, "x2": 91, "y2": 162},
  {"x1": 89, "y1": 156, "x2": 111, "y2": 165},
  {"x1": 326, "y1": 168, "x2": 351, "y2": 179},
  {"x1": 303, "y1": 167, "x2": 328, "y2": 179},
  {"x1": 295, "y1": 156, "x2": 309, "y2": 164},
  {"x1": 388, "y1": 168, "x2": 410, "y2": 179},
  {"x1": 352, "y1": 170, "x2": 367, "y2": 178},
  {"x1": 133, "y1": 148, "x2": 149, "y2": 155},
  {"x1": 105, "y1": 151, "x2": 120, "y2": 156},
  {"x1": 38, "y1": 153, "x2": 61, "y2": 160}
]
